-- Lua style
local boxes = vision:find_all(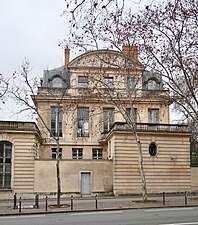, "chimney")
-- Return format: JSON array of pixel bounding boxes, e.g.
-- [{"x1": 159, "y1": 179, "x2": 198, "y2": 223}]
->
[
  {"x1": 122, "y1": 45, "x2": 138, "y2": 61},
  {"x1": 64, "y1": 47, "x2": 70, "y2": 67}
]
